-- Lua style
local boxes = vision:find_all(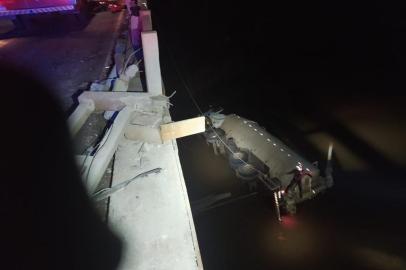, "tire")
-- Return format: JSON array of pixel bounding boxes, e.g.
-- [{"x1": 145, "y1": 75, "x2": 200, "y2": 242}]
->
[
  {"x1": 228, "y1": 151, "x2": 248, "y2": 170},
  {"x1": 236, "y1": 163, "x2": 259, "y2": 180}
]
